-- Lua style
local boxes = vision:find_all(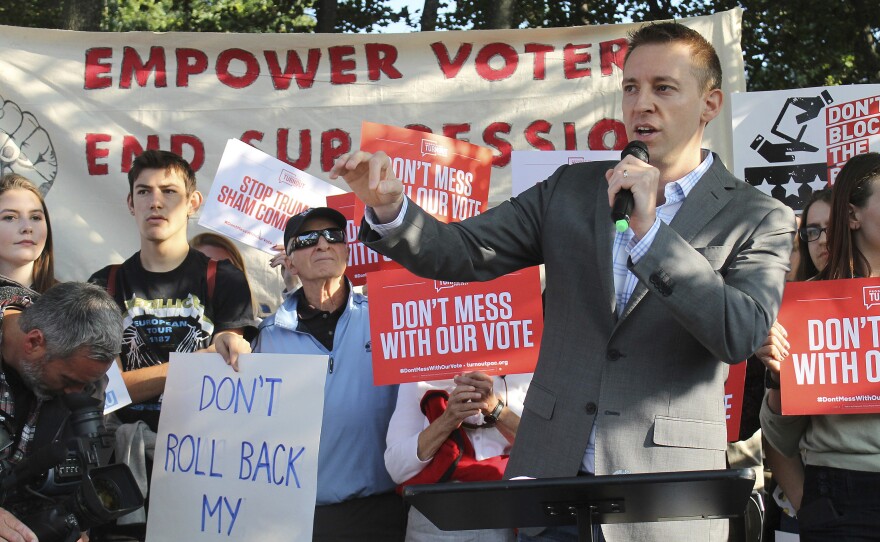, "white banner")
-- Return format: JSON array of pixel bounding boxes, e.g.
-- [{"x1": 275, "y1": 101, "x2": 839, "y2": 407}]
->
[
  {"x1": 147, "y1": 352, "x2": 326, "y2": 541},
  {"x1": 0, "y1": 10, "x2": 744, "y2": 311}
]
